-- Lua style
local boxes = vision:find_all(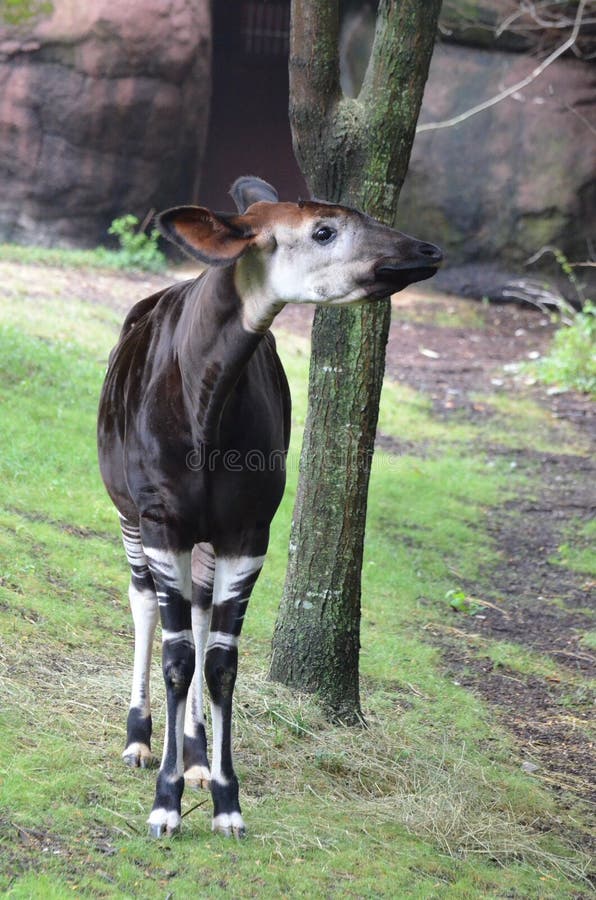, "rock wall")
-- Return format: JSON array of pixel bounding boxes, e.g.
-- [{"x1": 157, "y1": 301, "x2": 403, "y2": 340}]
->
[
  {"x1": 399, "y1": 43, "x2": 596, "y2": 269},
  {"x1": 1, "y1": 0, "x2": 593, "y2": 279},
  {"x1": 342, "y1": 0, "x2": 595, "y2": 289},
  {"x1": 0, "y1": 0, "x2": 211, "y2": 246}
]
